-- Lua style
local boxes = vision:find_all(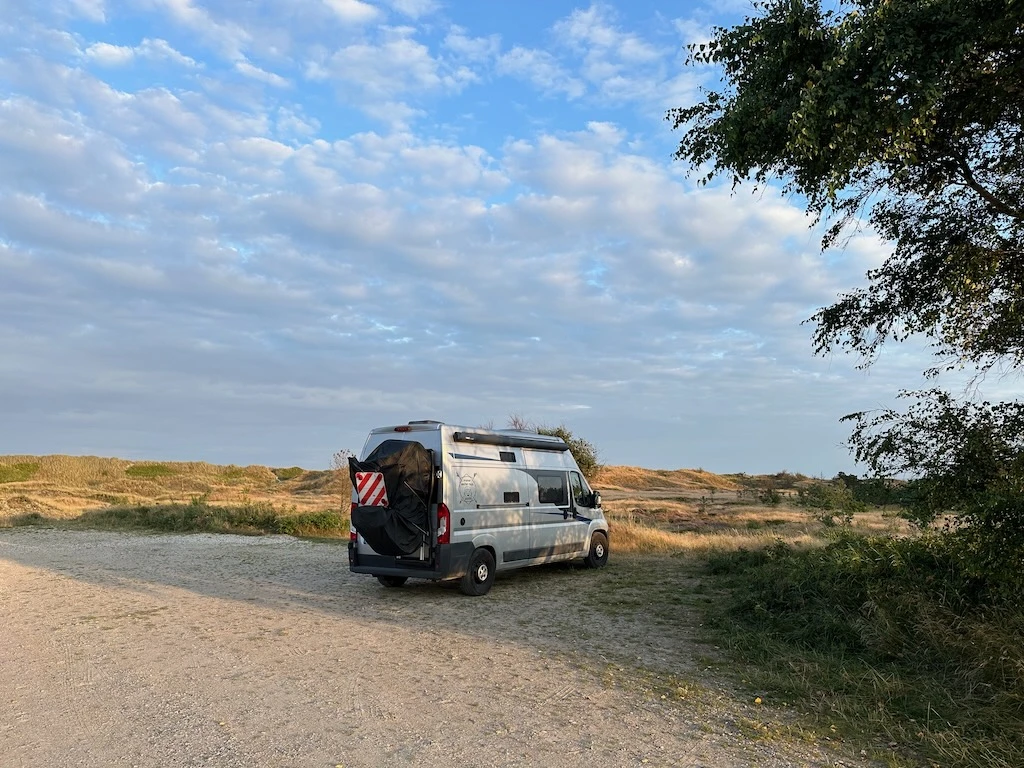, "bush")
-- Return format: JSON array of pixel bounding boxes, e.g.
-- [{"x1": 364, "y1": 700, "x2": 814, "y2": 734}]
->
[
  {"x1": 537, "y1": 424, "x2": 601, "y2": 480},
  {"x1": 705, "y1": 532, "x2": 1024, "y2": 767},
  {"x1": 0, "y1": 462, "x2": 40, "y2": 483},
  {"x1": 125, "y1": 463, "x2": 176, "y2": 479},
  {"x1": 796, "y1": 480, "x2": 866, "y2": 525}
]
